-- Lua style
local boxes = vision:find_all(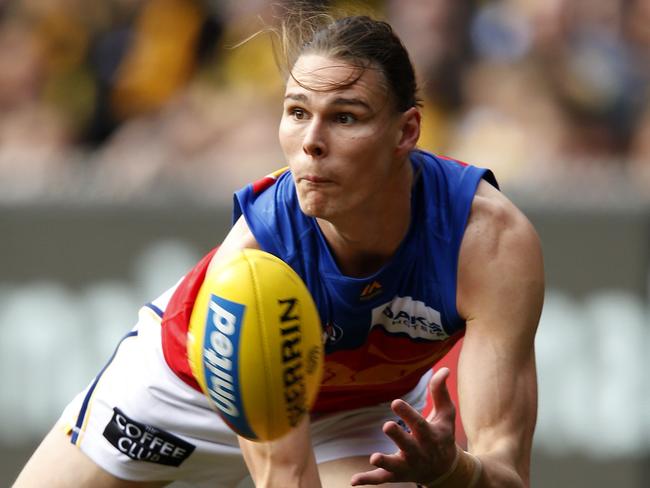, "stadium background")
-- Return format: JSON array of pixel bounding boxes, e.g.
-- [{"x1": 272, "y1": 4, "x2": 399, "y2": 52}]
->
[{"x1": 1, "y1": 0, "x2": 649, "y2": 486}]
